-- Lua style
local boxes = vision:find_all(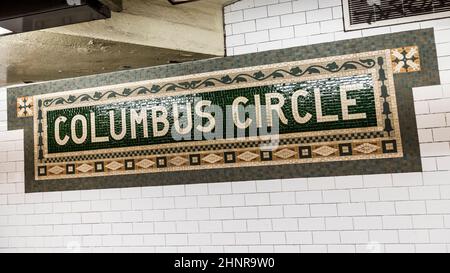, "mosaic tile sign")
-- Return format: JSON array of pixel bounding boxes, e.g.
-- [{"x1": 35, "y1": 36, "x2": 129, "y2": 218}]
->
[{"x1": 7, "y1": 29, "x2": 440, "y2": 192}]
